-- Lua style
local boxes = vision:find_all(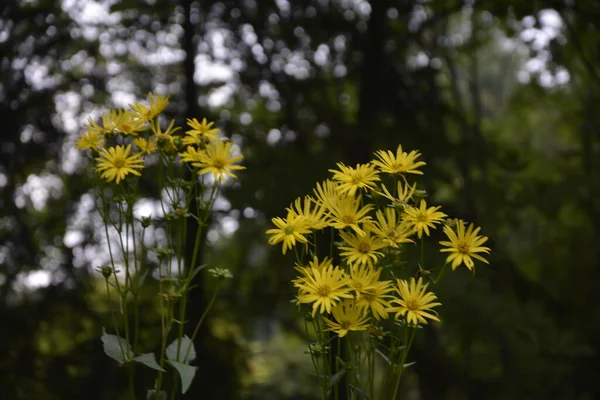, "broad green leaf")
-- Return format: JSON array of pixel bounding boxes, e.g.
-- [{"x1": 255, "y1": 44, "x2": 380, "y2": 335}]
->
[
  {"x1": 166, "y1": 335, "x2": 196, "y2": 363},
  {"x1": 134, "y1": 352, "x2": 165, "y2": 372},
  {"x1": 101, "y1": 329, "x2": 132, "y2": 364},
  {"x1": 169, "y1": 361, "x2": 197, "y2": 394}
]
